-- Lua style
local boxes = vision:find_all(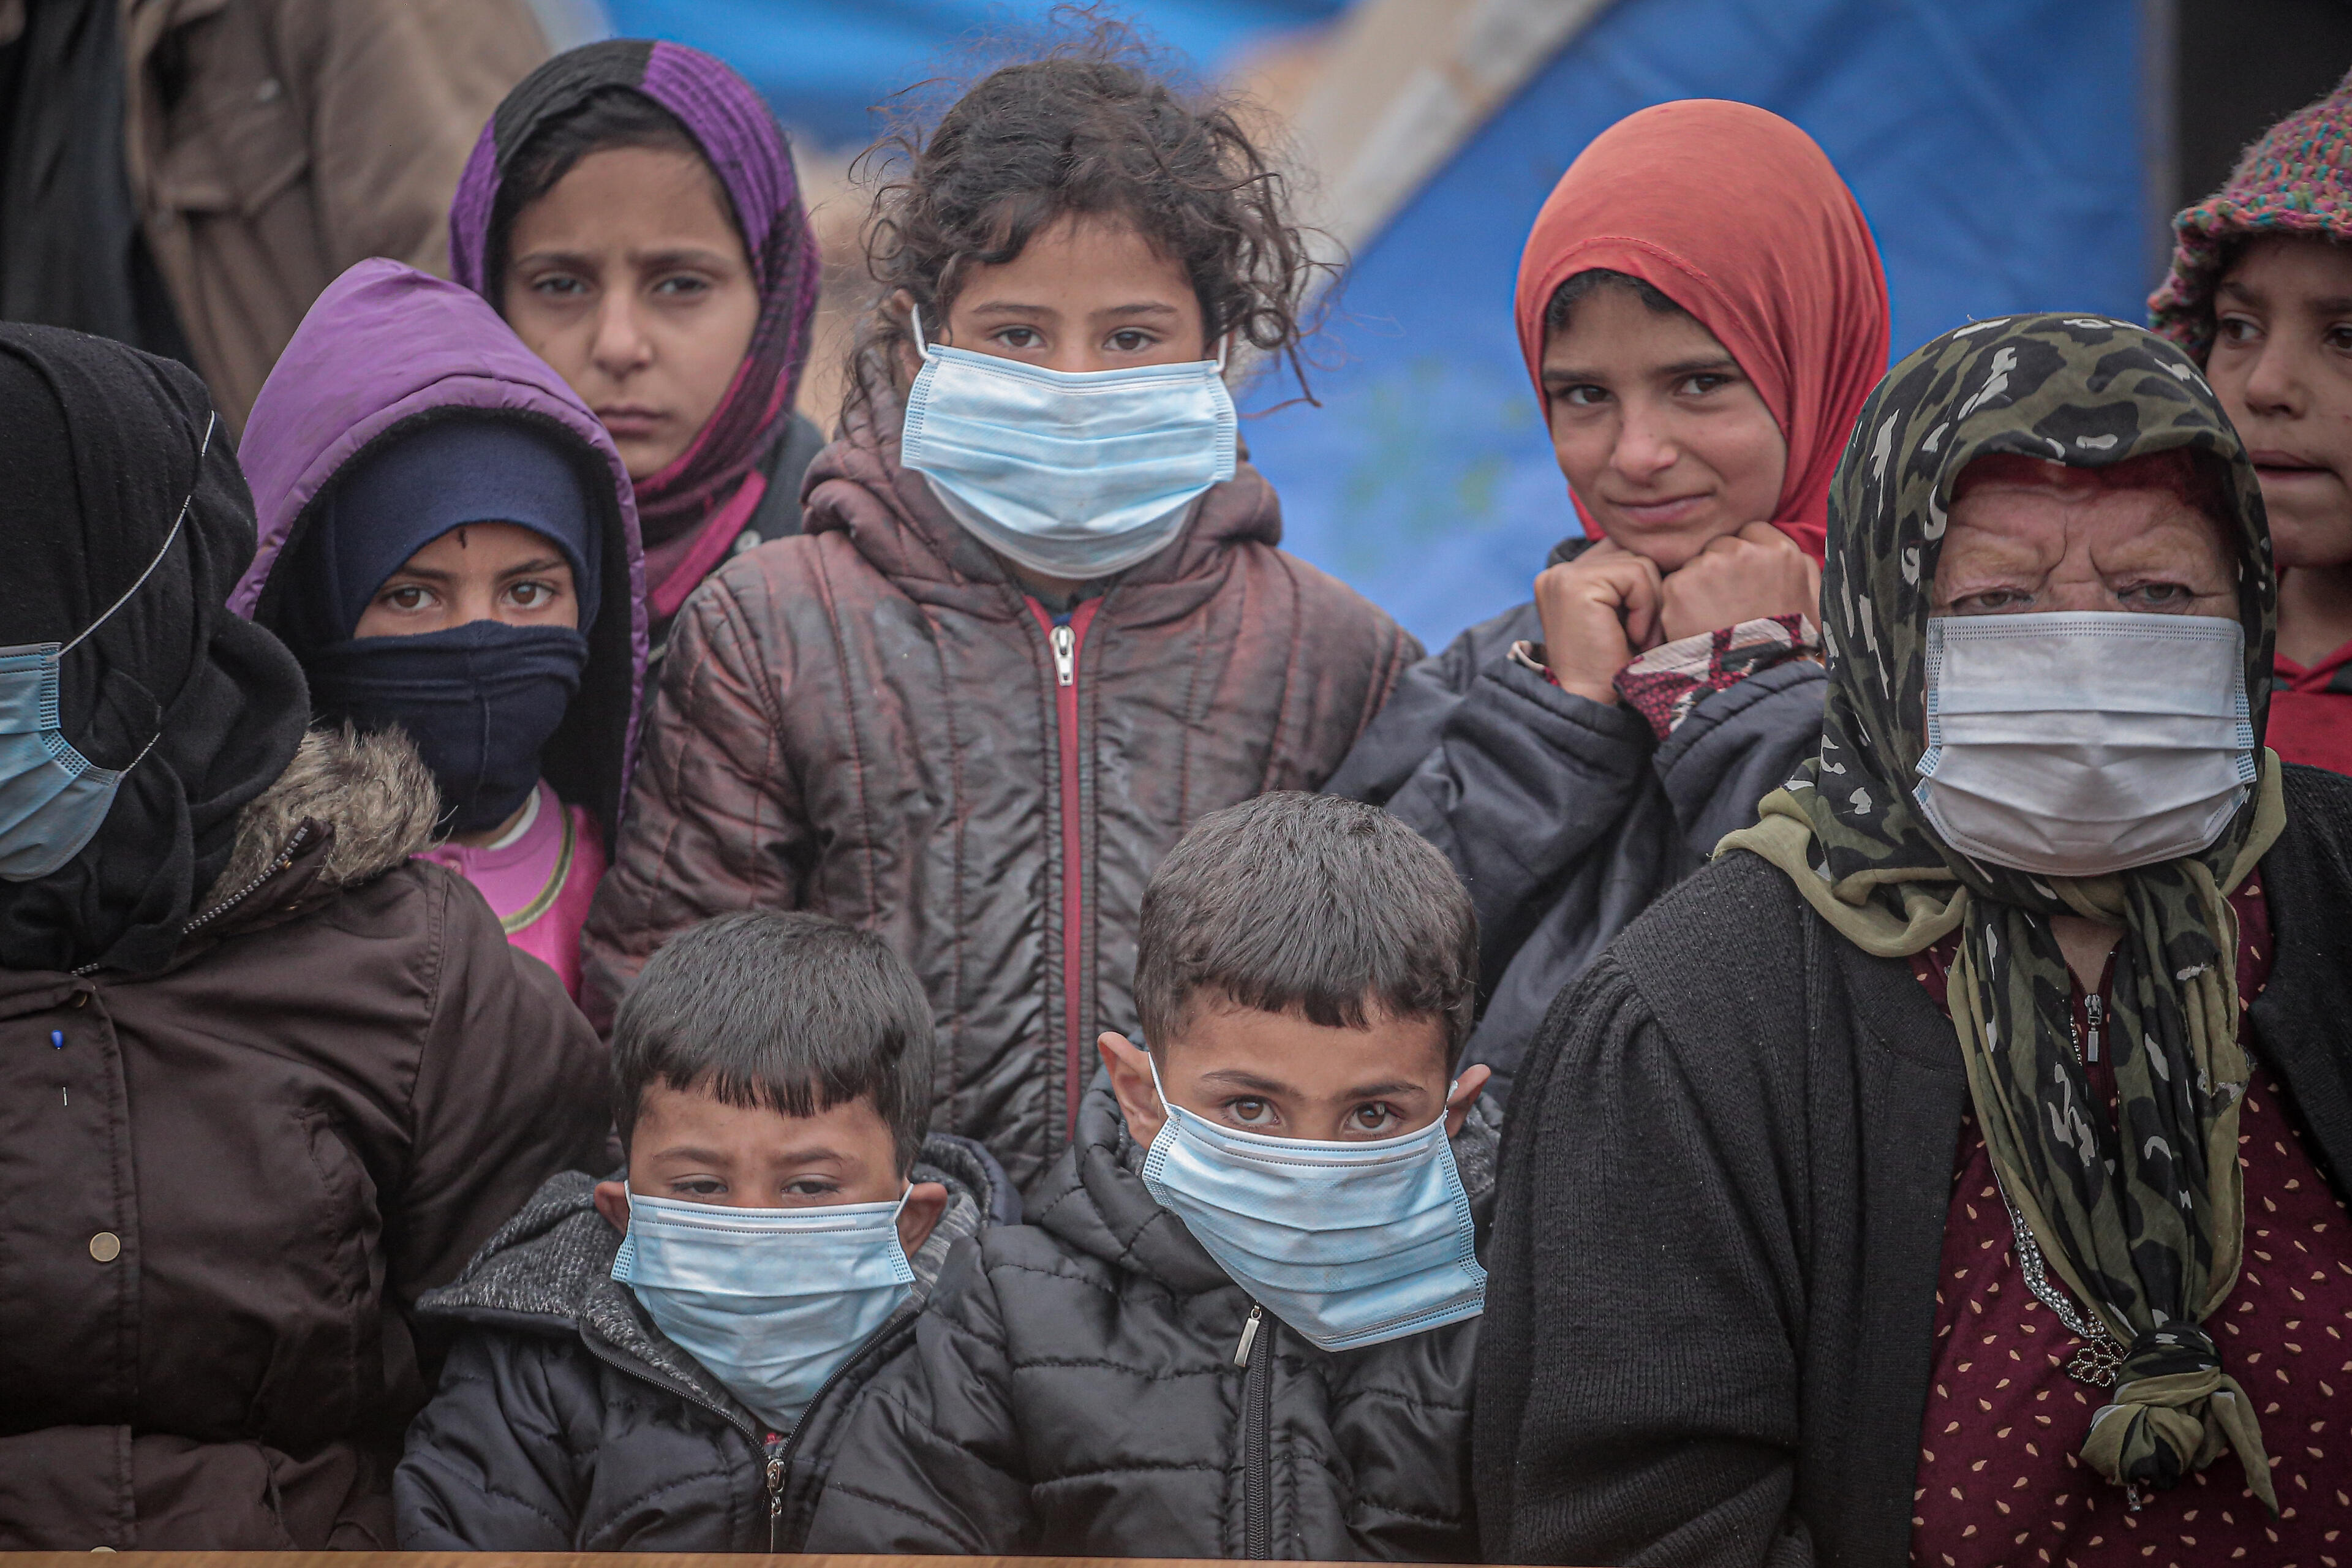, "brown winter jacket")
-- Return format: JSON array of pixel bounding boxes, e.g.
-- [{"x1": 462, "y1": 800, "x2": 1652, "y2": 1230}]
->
[
  {"x1": 119, "y1": 0, "x2": 549, "y2": 431},
  {"x1": 582, "y1": 423, "x2": 1421, "y2": 1193},
  {"x1": 0, "y1": 729, "x2": 609, "y2": 1551}
]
